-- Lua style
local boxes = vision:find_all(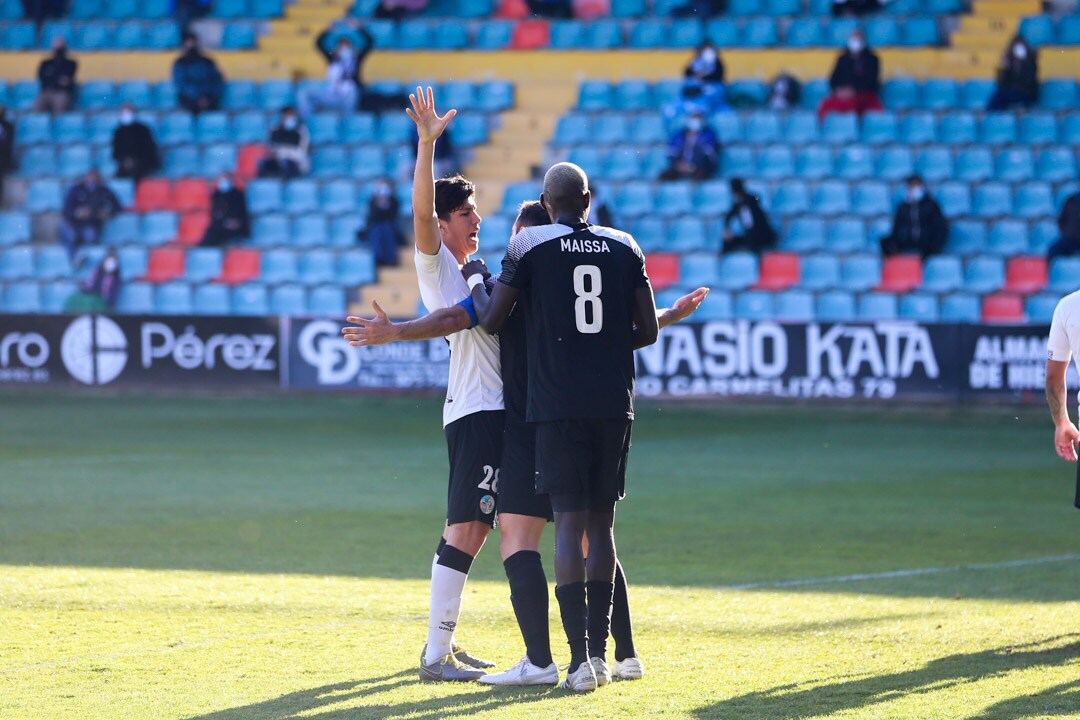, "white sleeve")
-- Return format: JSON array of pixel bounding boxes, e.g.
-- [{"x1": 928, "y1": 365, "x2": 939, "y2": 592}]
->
[
  {"x1": 1047, "y1": 300, "x2": 1072, "y2": 362},
  {"x1": 414, "y1": 245, "x2": 464, "y2": 311}
]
